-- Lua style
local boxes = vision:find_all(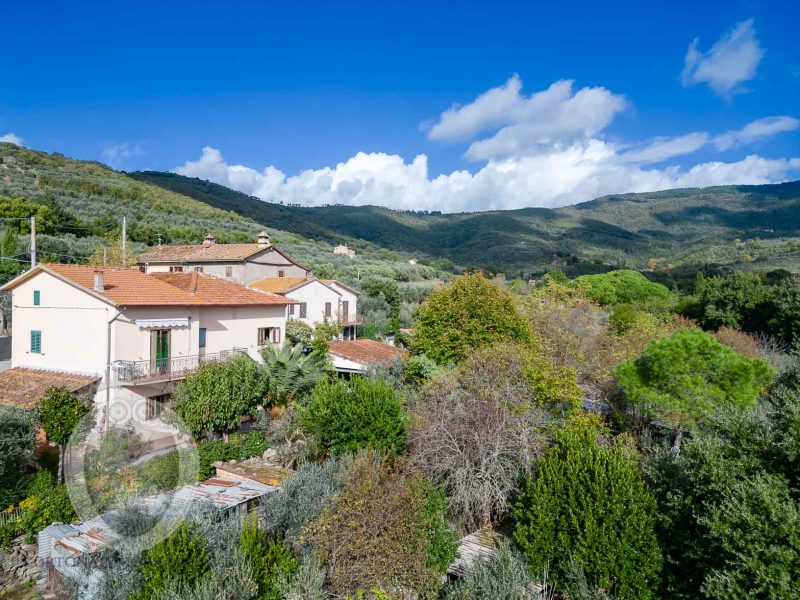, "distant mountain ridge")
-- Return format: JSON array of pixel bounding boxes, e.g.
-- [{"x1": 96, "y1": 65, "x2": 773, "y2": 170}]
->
[{"x1": 131, "y1": 170, "x2": 800, "y2": 275}]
